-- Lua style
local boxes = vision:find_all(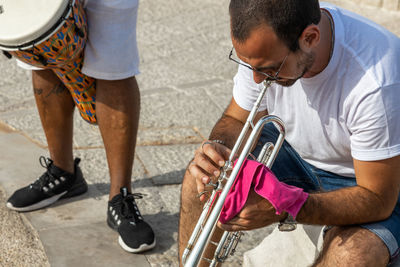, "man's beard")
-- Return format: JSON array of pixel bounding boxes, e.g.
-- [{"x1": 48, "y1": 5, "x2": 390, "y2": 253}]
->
[{"x1": 275, "y1": 51, "x2": 315, "y2": 87}]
